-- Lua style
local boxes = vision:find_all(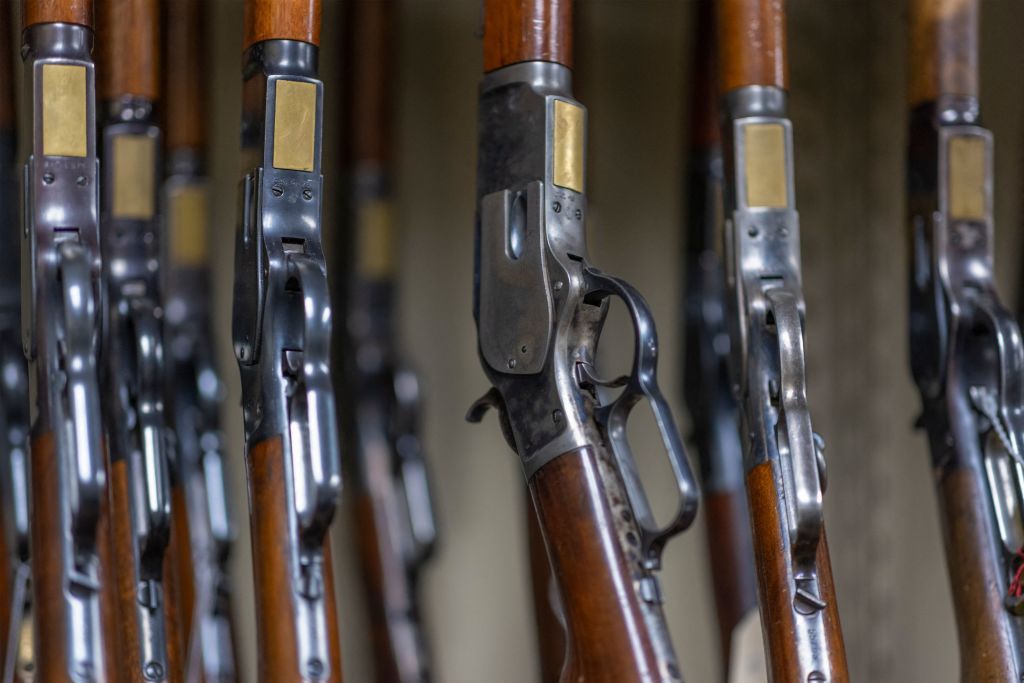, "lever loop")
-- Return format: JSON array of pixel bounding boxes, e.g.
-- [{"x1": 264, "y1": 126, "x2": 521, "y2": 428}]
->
[
  {"x1": 766, "y1": 287, "x2": 824, "y2": 567},
  {"x1": 56, "y1": 241, "x2": 104, "y2": 542},
  {"x1": 285, "y1": 253, "x2": 342, "y2": 543},
  {"x1": 392, "y1": 367, "x2": 438, "y2": 567},
  {"x1": 580, "y1": 266, "x2": 699, "y2": 570},
  {"x1": 129, "y1": 303, "x2": 171, "y2": 562},
  {"x1": 970, "y1": 293, "x2": 1024, "y2": 464}
]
